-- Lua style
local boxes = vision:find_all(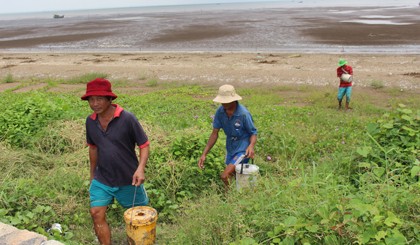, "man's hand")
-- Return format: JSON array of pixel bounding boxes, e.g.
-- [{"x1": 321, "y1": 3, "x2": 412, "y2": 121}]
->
[
  {"x1": 132, "y1": 169, "x2": 145, "y2": 186},
  {"x1": 246, "y1": 134, "x2": 257, "y2": 159},
  {"x1": 198, "y1": 155, "x2": 206, "y2": 169},
  {"x1": 245, "y1": 146, "x2": 255, "y2": 159}
]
